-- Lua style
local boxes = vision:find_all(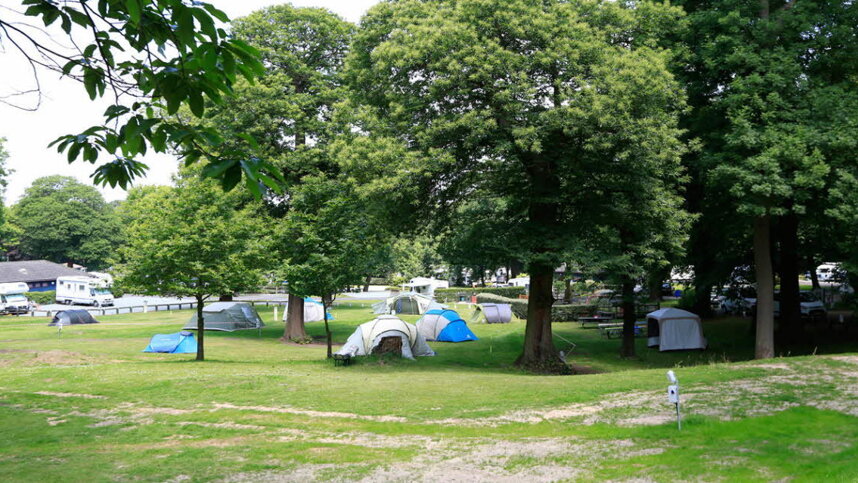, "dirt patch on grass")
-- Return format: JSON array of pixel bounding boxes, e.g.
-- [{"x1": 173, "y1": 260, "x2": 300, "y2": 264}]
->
[
  {"x1": 211, "y1": 402, "x2": 408, "y2": 423},
  {"x1": 424, "y1": 355, "x2": 858, "y2": 428},
  {"x1": 0, "y1": 349, "x2": 102, "y2": 367},
  {"x1": 178, "y1": 421, "x2": 265, "y2": 431},
  {"x1": 35, "y1": 391, "x2": 106, "y2": 399}
]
